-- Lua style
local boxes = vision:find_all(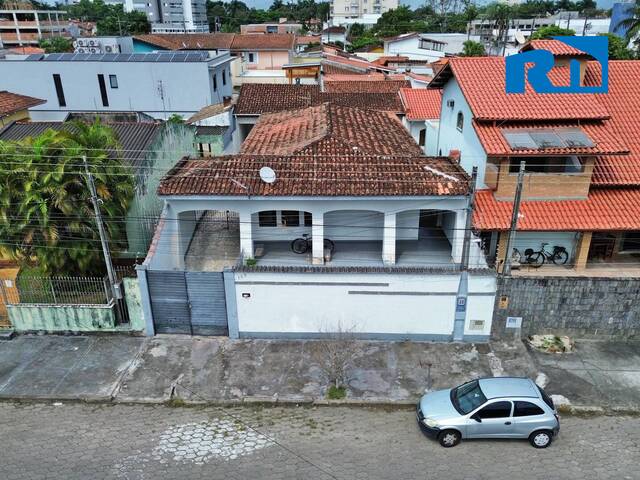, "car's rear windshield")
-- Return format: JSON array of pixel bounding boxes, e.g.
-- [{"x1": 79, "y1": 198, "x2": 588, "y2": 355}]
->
[
  {"x1": 451, "y1": 380, "x2": 487, "y2": 415},
  {"x1": 537, "y1": 385, "x2": 555, "y2": 410}
]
